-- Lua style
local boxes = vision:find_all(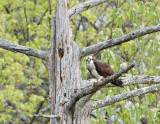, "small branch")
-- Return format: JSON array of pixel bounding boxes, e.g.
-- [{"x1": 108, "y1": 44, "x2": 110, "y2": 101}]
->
[
  {"x1": 81, "y1": 16, "x2": 100, "y2": 31},
  {"x1": 37, "y1": 8, "x2": 49, "y2": 25},
  {"x1": 81, "y1": 24, "x2": 160, "y2": 57},
  {"x1": 34, "y1": 113, "x2": 60, "y2": 119},
  {"x1": 0, "y1": 38, "x2": 48, "y2": 61},
  {"x1": 67, "y1": 63, "x2": 135, "y2": 110},
  {"x1": 41, "y1": 104, "x2": 51, "y2": 113},
  {"x1": 89, "y1": 84, "x2": 160, "y2": 111},
  {"x1": 48, "y1": 0, "x2": 52, "y2": 30},
  {"x1": 23, "y1": 0, "x2": 29, "y2": 40},
  {"x1": 68, "y1": 0, "x2": 109, "y2": 19}
]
